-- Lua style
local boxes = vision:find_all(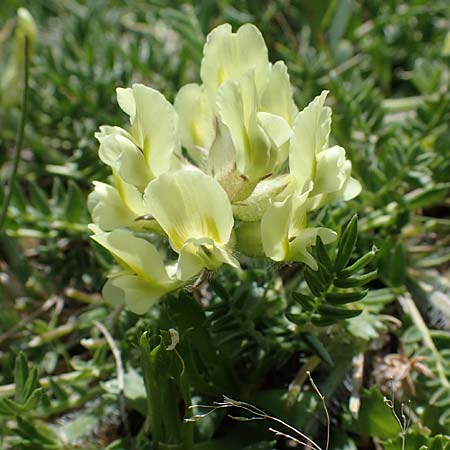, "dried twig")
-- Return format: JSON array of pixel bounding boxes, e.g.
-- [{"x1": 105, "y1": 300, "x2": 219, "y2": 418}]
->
[
  {"x1": 307, "y1": 371, "x2": 330, "y2": 450},
  {"x1": 186, "y1": 396, "x2": 322, "y2": 450}
]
